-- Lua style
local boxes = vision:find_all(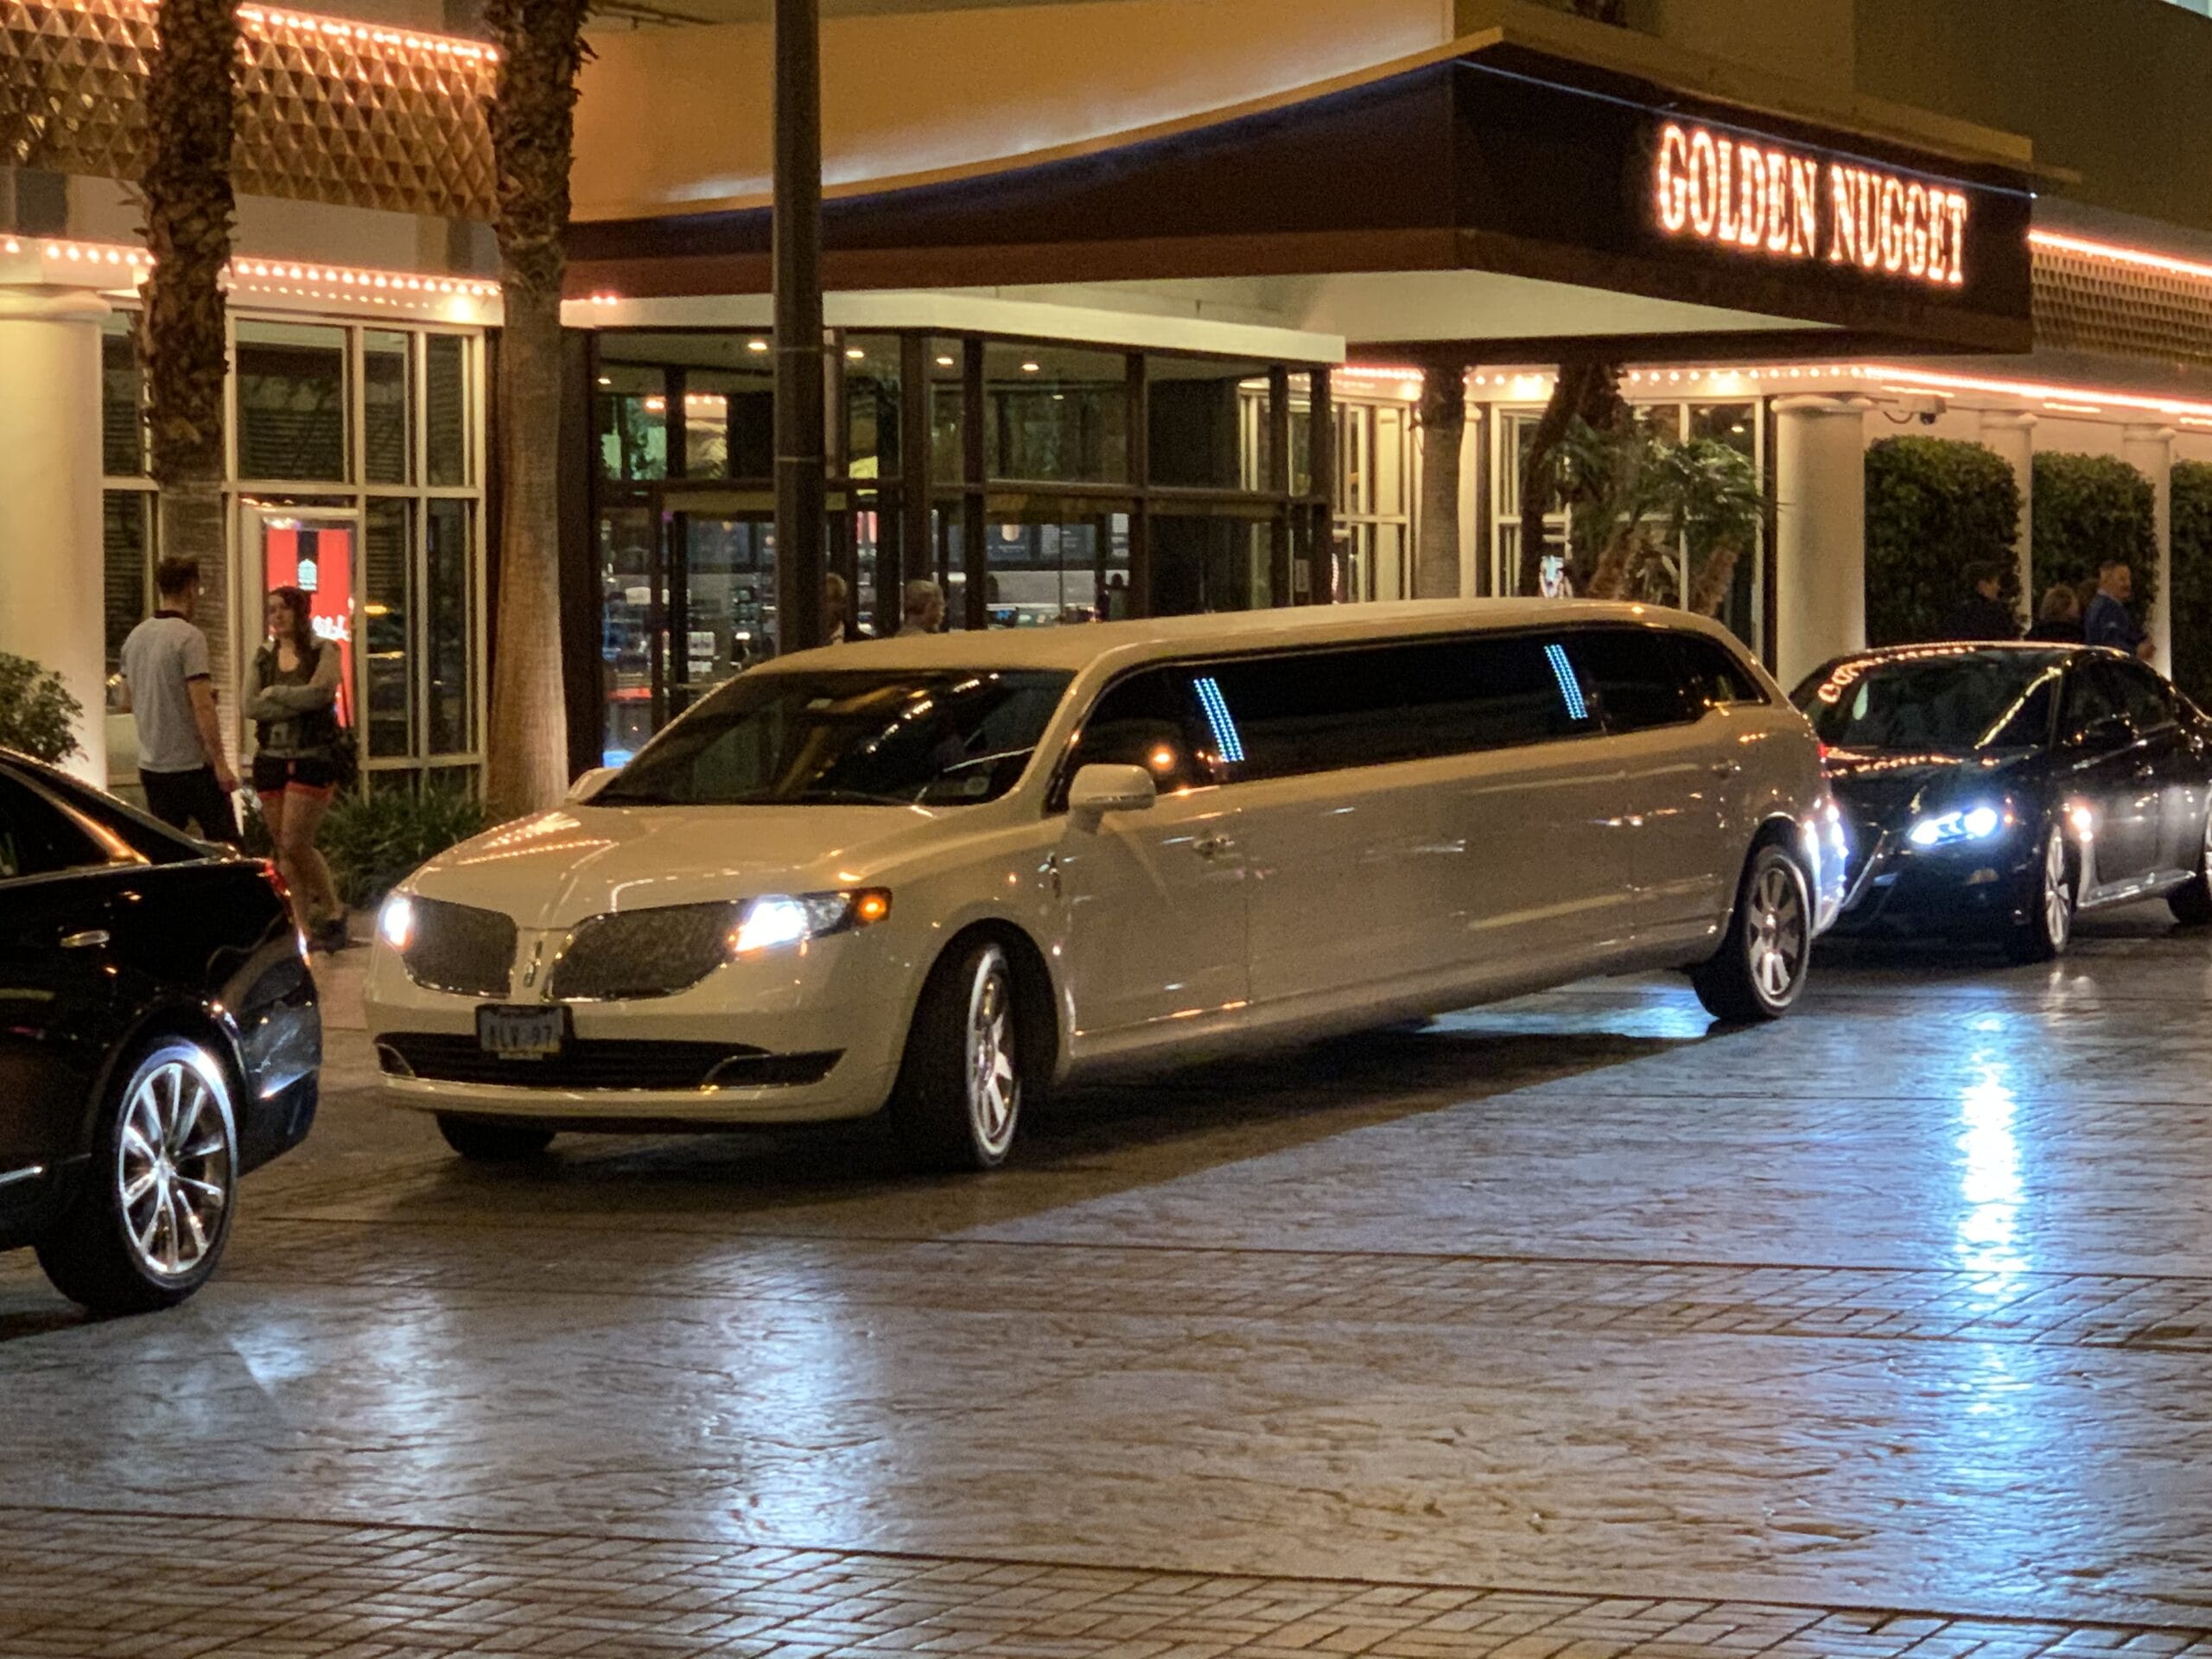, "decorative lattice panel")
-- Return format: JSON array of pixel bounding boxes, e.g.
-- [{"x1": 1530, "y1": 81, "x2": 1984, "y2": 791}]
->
[
  {"x1": 2033, "y1": 236, "x2": 2212, "y2": 374},
  {"x1": 0, "y1": 0, "x2": 495, "y2": 220}
]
